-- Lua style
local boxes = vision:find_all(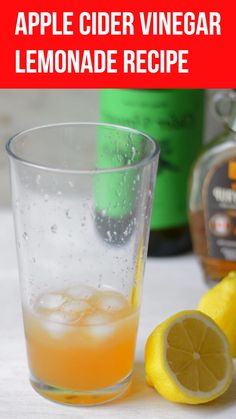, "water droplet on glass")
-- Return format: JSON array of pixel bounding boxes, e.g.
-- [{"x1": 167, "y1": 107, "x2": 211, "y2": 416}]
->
[
  {"x1": 106, "y1": 231, "x2": 112, "y2": 242},
  {"x1": 57, "y1": 190, "x2": 62, "y2": 196},
  {"x1": 23, "y1": 232, "x2": 28, "y2": 240},
  {"x1": 51, "y1": 224, "x2": 58, "y2": 234},
  {"x1": 101, "y1": 209, "x2": 107, "y2": 216},
  {"x1": 68, "y1": 180, "x2": 74, "y2": 188},
  {"x1": 36, "y1": 175, "x2": 41, "y2": 185},
  {"x1": 65, "y1": 209, "x2": 72, "y2": 219},
  {"x1": 131, "y1": 146, "x2": 136, "y2": 160},
  {"x1": 32, "y1": 257, "x2": 36, "y2": 263},
  {"x1": 44, "y1": 194, "x2": 49, "y2": 202},
  {"x1": 115, "y1": 190, "x2": 120, "y2": 197}
]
